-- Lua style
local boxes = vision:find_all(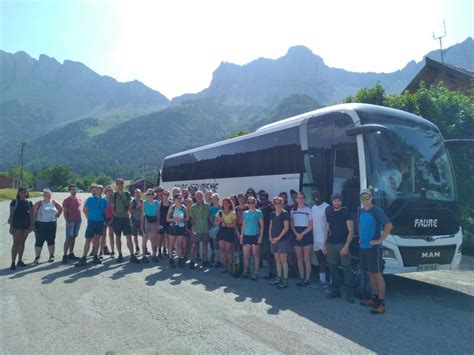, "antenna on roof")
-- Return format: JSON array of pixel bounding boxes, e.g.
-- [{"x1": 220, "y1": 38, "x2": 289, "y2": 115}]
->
[{"x1": 433, "y1": 19, "x2": 447, "y2": 65}]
